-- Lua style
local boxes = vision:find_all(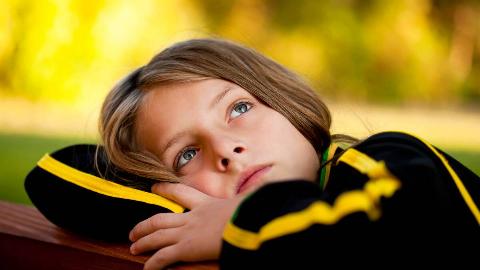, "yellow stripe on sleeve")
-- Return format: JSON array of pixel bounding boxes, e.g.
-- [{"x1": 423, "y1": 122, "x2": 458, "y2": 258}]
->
[
  {"x1": 37, "y1": 154, "x2": 184, "y2": 213},
  {"x1": 224, "y1": 148, "x2": 401, "y2": 250}
]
